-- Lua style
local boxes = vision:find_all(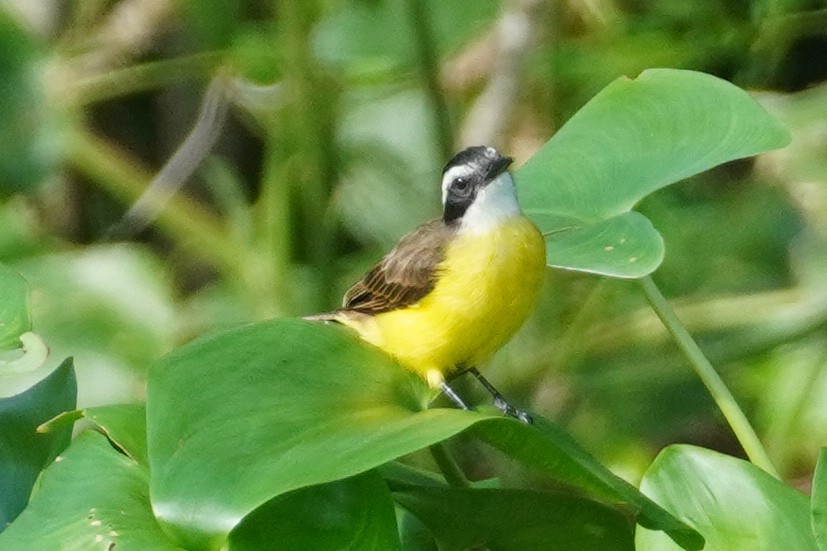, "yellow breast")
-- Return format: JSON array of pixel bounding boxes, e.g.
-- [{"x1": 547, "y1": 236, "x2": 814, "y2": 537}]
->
[{"x1": 364, "y1": 216, "x2": 545, "y2": 385}]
